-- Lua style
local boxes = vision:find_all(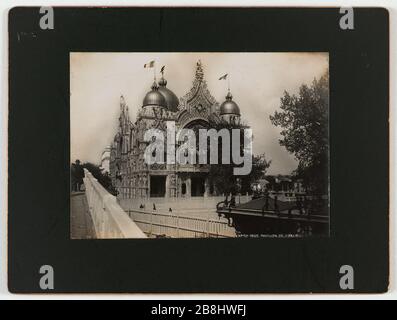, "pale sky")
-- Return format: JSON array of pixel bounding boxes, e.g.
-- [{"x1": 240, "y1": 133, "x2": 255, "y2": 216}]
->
[{"x1": 70, "y1": 52, "x2": 328, "y2": 175}]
